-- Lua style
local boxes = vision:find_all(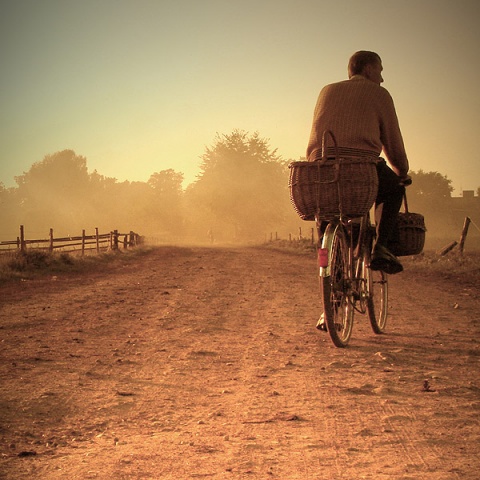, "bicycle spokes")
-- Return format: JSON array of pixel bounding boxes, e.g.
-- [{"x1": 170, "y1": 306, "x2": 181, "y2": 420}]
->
[
  {"x1": 319, "y1": 214, "x2": 389, "y2": 347},
  {"x1": 321, "y1": 224, "x2": 354, "y2": 347}
]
